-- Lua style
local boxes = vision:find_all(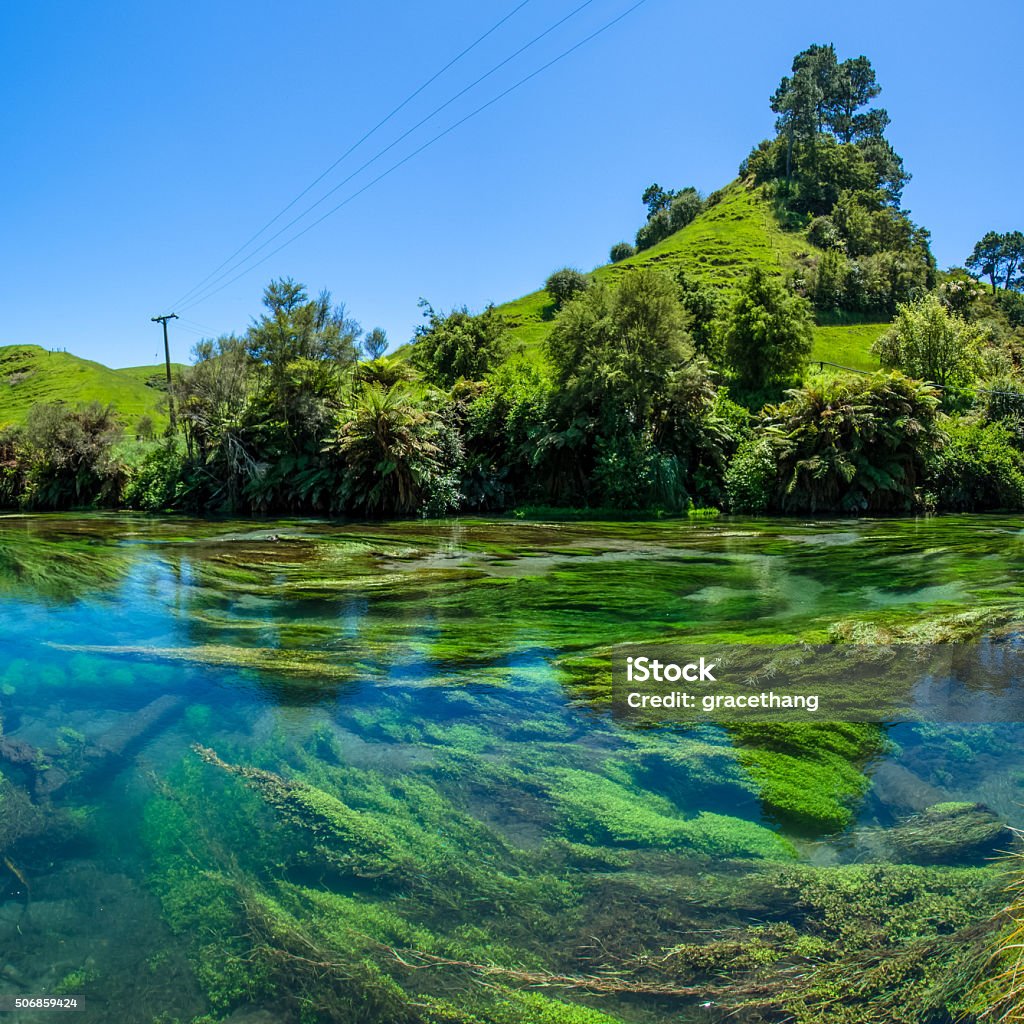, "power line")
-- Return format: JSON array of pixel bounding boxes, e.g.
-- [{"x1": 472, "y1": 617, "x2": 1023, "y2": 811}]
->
[
  {"x1": 174, "y1": 0, "x2": 599, "y2": 311},
  {"x1": 169, "y1": 0, "x2": 531, "y2": 310},
  {"x1": 179, "y1": 0, "x2": 647, "y2": 313}
]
